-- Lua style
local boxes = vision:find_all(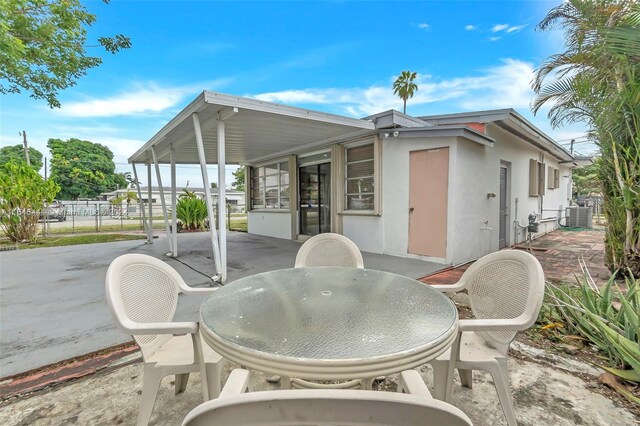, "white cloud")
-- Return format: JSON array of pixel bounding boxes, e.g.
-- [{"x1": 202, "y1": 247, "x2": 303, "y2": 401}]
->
[
  {"x1": 57, "y1": 79, "x2": 232, "y2": 118},
  {"x1": 491, "y1": 23, "x2": 528, "y2": 34},
  {"x1": 251, "y1": 59, "x2": 537, "y2": 117},
  {"x1": 506, "y1": 24, "x2": 527, "y2": 33},
  {"x1": 417, "y1": 23, "x2": 430, "y2": 30},
  {"x1": 464, "y1": 25, "x2": 476, "y2": 31},
  {"x1": 488, "y1": 36, "x2": 501, "y2": 42}
]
